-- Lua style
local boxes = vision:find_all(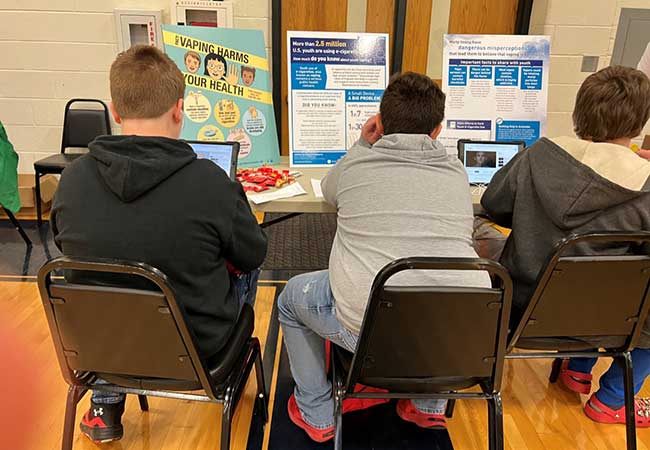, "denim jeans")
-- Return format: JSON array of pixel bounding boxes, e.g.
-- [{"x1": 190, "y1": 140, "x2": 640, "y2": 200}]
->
[
  {"x1": 568, "y1": 348, "x2": 650, "y2": 408},
  {"x1": 92, "y1": 269, "x2": 260, "y2": 405},
  {"x1": 277, "y1": 270, "x2": 447, "y2": 429}
]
